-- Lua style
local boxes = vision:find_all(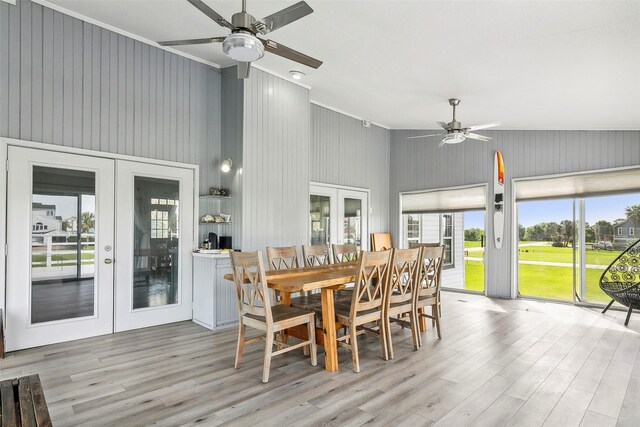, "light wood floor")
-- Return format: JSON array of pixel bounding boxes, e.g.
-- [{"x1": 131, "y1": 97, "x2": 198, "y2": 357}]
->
[{"x1": 2, "y1": 292, "x2": 640, "y2": 426}]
